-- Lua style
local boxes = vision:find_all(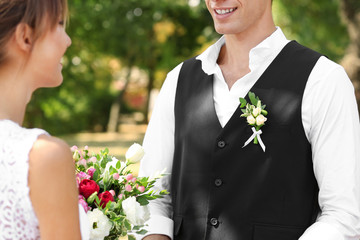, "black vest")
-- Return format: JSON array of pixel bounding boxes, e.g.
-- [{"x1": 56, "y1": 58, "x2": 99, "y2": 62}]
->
[{"x1": 172, "y1": 41, "x2": 322, "y2": 240}]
